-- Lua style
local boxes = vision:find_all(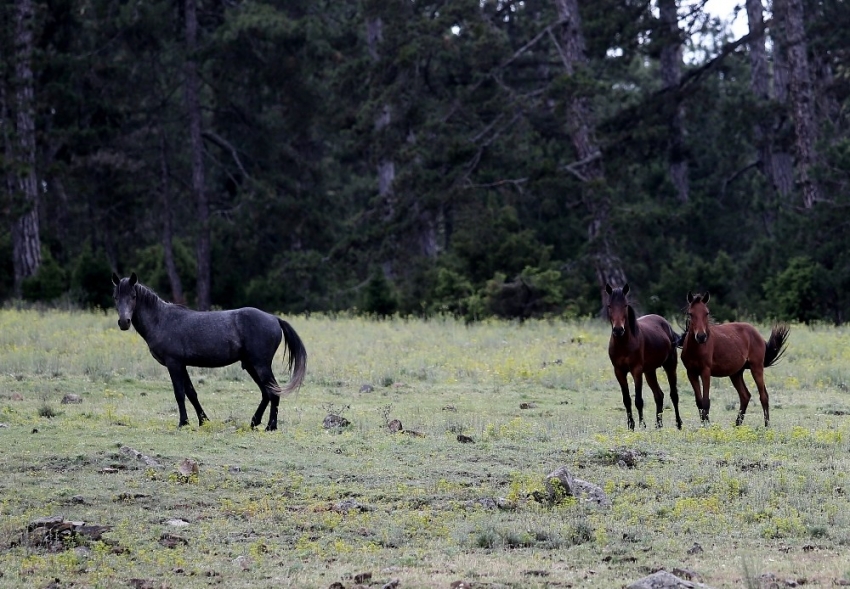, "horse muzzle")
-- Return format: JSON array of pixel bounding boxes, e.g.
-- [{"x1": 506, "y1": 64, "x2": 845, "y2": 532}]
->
[
  {"x1": 118, "y1": 318, "x2": 131, "y2": 331},
  {"x1": 612, "y1": 326, "x2": 626, "y2": 337},
  {"x1": 695, "y1": 332, "x2": 708, "y2": 344}
]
